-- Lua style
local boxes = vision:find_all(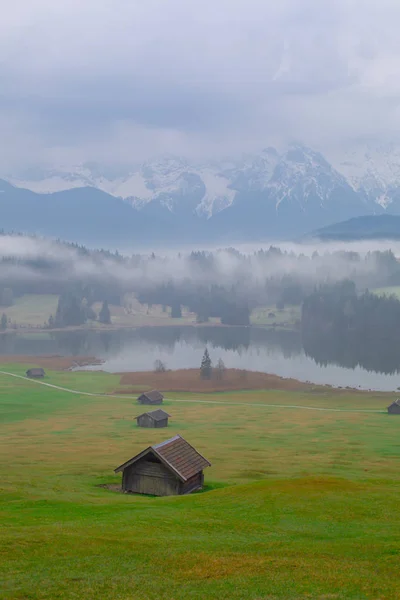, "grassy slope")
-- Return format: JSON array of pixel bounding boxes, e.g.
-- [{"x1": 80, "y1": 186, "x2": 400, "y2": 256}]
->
[
  {"x1": 0, "y1": 293, "x2": 300, "y2": 329},
  {"x1": 1, "y1": 366, "x2": 400, "y2": 599},
  {"x1": 251, "y1": 305, "x2": 301, "y2": 327},
  {"x1": 1, "y1": 292, "x2": 301, "y2": 329},
  {"x1": 96, "y1": 299, "x2": 222, "y2": 327},
  {"x1": 0, "y1": 294, "x2": 59, "y2": 326},
  {"x1": 372, "y1": 286, "x2": 400, "y2": 300}
]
